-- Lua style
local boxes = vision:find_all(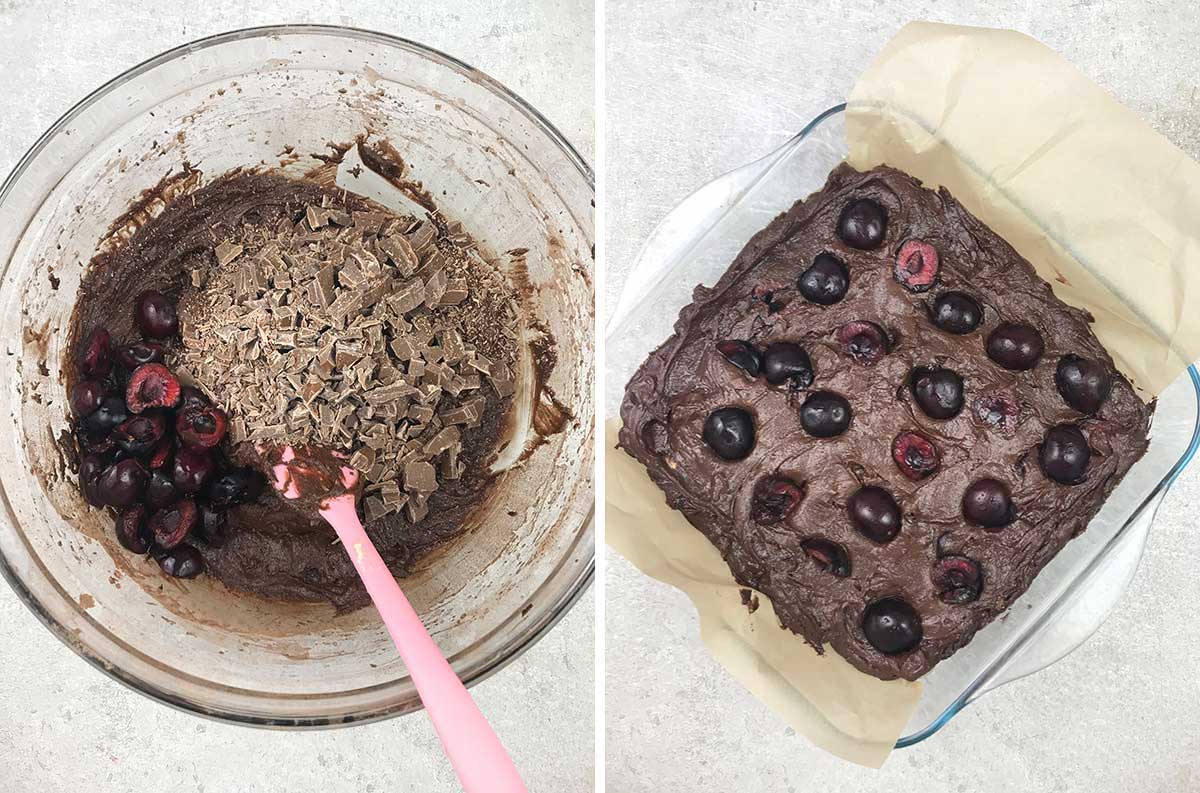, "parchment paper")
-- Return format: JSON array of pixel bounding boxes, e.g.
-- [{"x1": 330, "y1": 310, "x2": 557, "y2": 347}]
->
[{"x1": 607, "y1": 22, "x2": 1200, "y2": 767}]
